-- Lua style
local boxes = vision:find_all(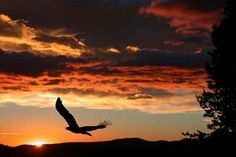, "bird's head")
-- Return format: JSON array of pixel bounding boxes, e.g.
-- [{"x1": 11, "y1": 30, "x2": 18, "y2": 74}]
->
[{"x1": 56, "y1": 97, "x2": 62, "y2": 104}]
